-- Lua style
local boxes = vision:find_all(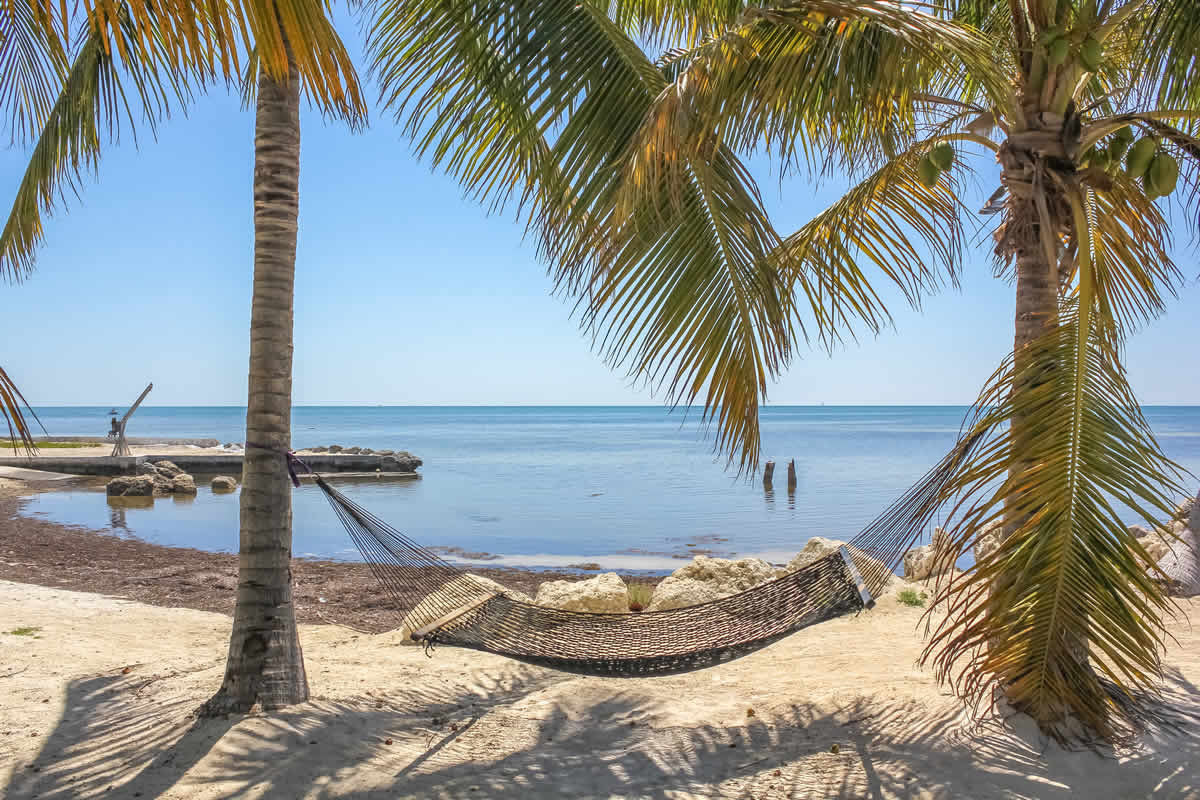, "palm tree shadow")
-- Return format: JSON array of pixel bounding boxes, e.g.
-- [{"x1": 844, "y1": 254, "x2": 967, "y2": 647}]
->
[
  {"x1": 2, "y1": 663, "x2": 564, "y2": 799},
  {"x1": 4, "y1": 662, "x2": 1197, "y2": 799}
]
